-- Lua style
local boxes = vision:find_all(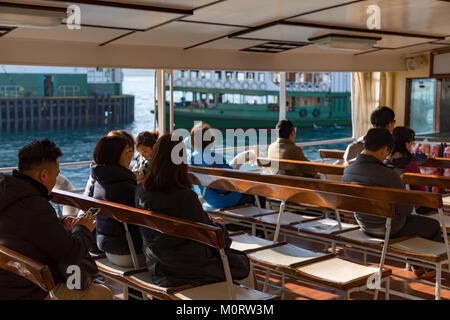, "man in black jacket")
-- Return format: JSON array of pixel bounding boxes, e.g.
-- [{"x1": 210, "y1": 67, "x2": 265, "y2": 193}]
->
[{"x1": 0, "y1": 139, "x2": 112, "y2": 300}]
